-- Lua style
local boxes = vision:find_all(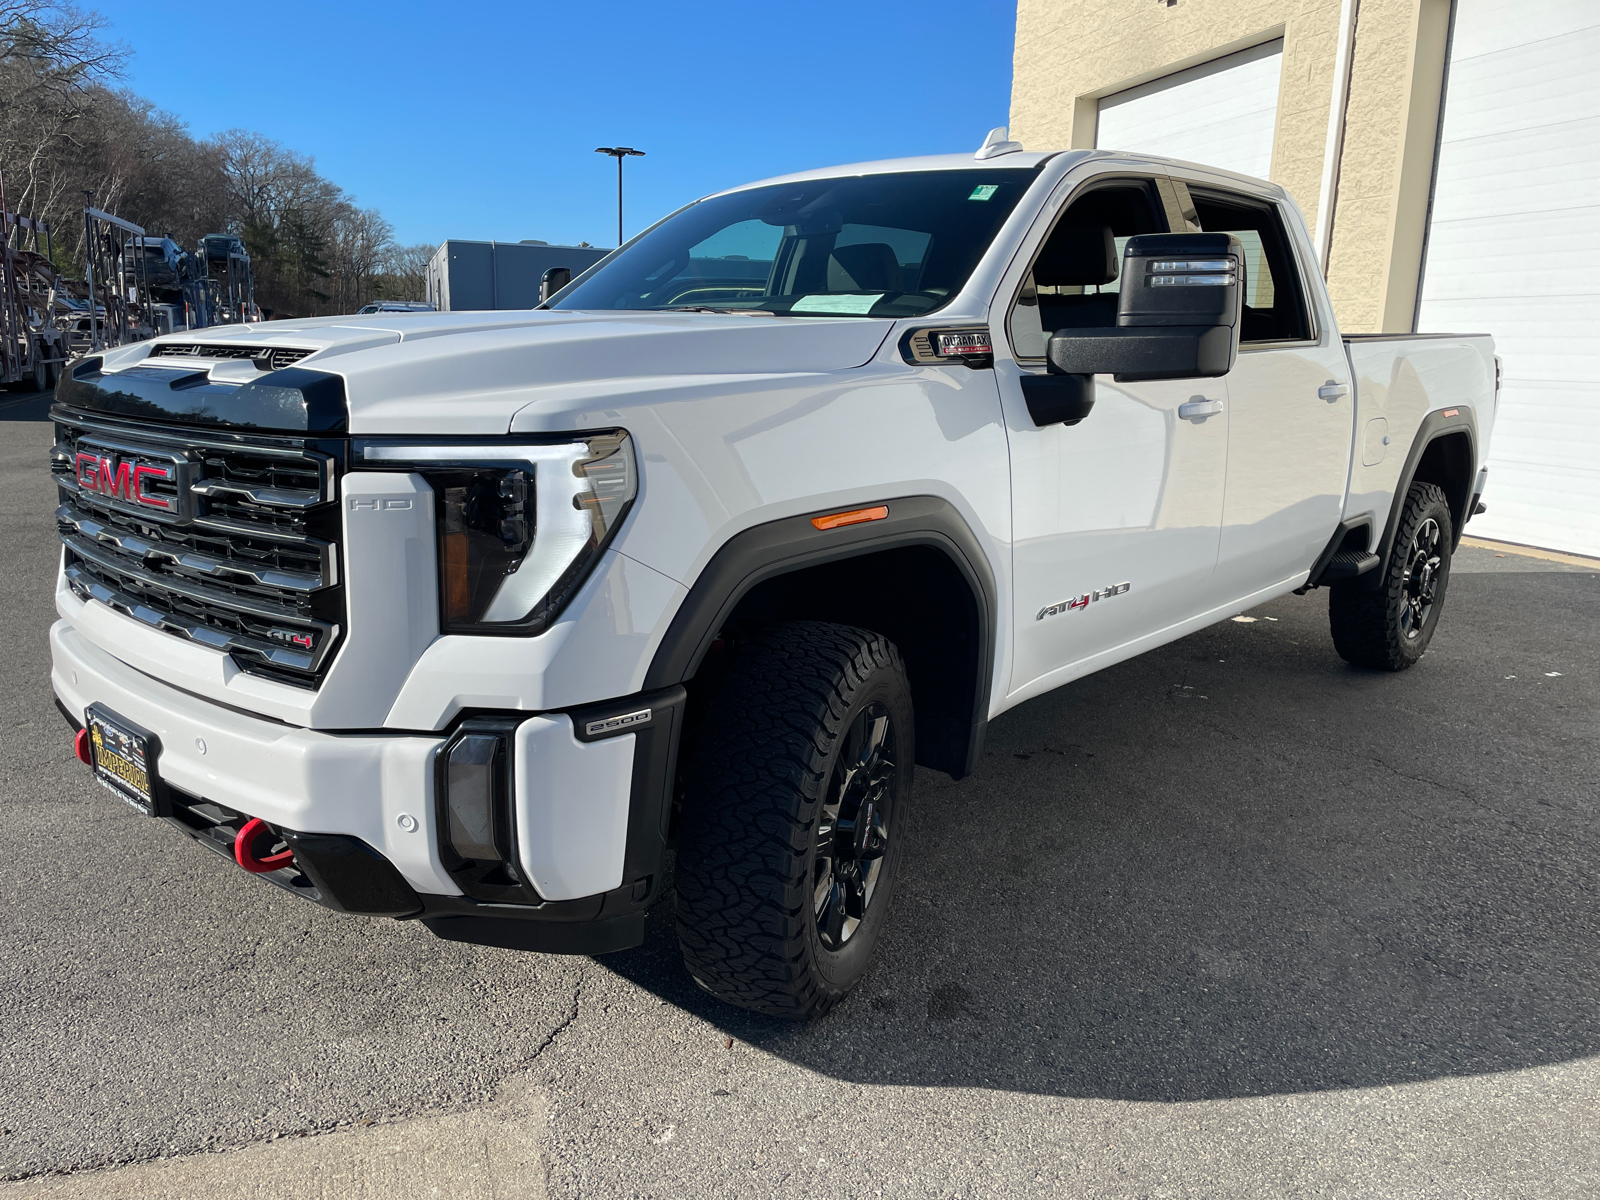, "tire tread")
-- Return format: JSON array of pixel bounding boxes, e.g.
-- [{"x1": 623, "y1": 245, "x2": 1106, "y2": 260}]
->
[
  {"x1": 674, "y1": 621, "x2": 906, "y2": 1020},
  {"x1": 1329, "y1": 481, "x2": 1453, "y2": 670}
]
